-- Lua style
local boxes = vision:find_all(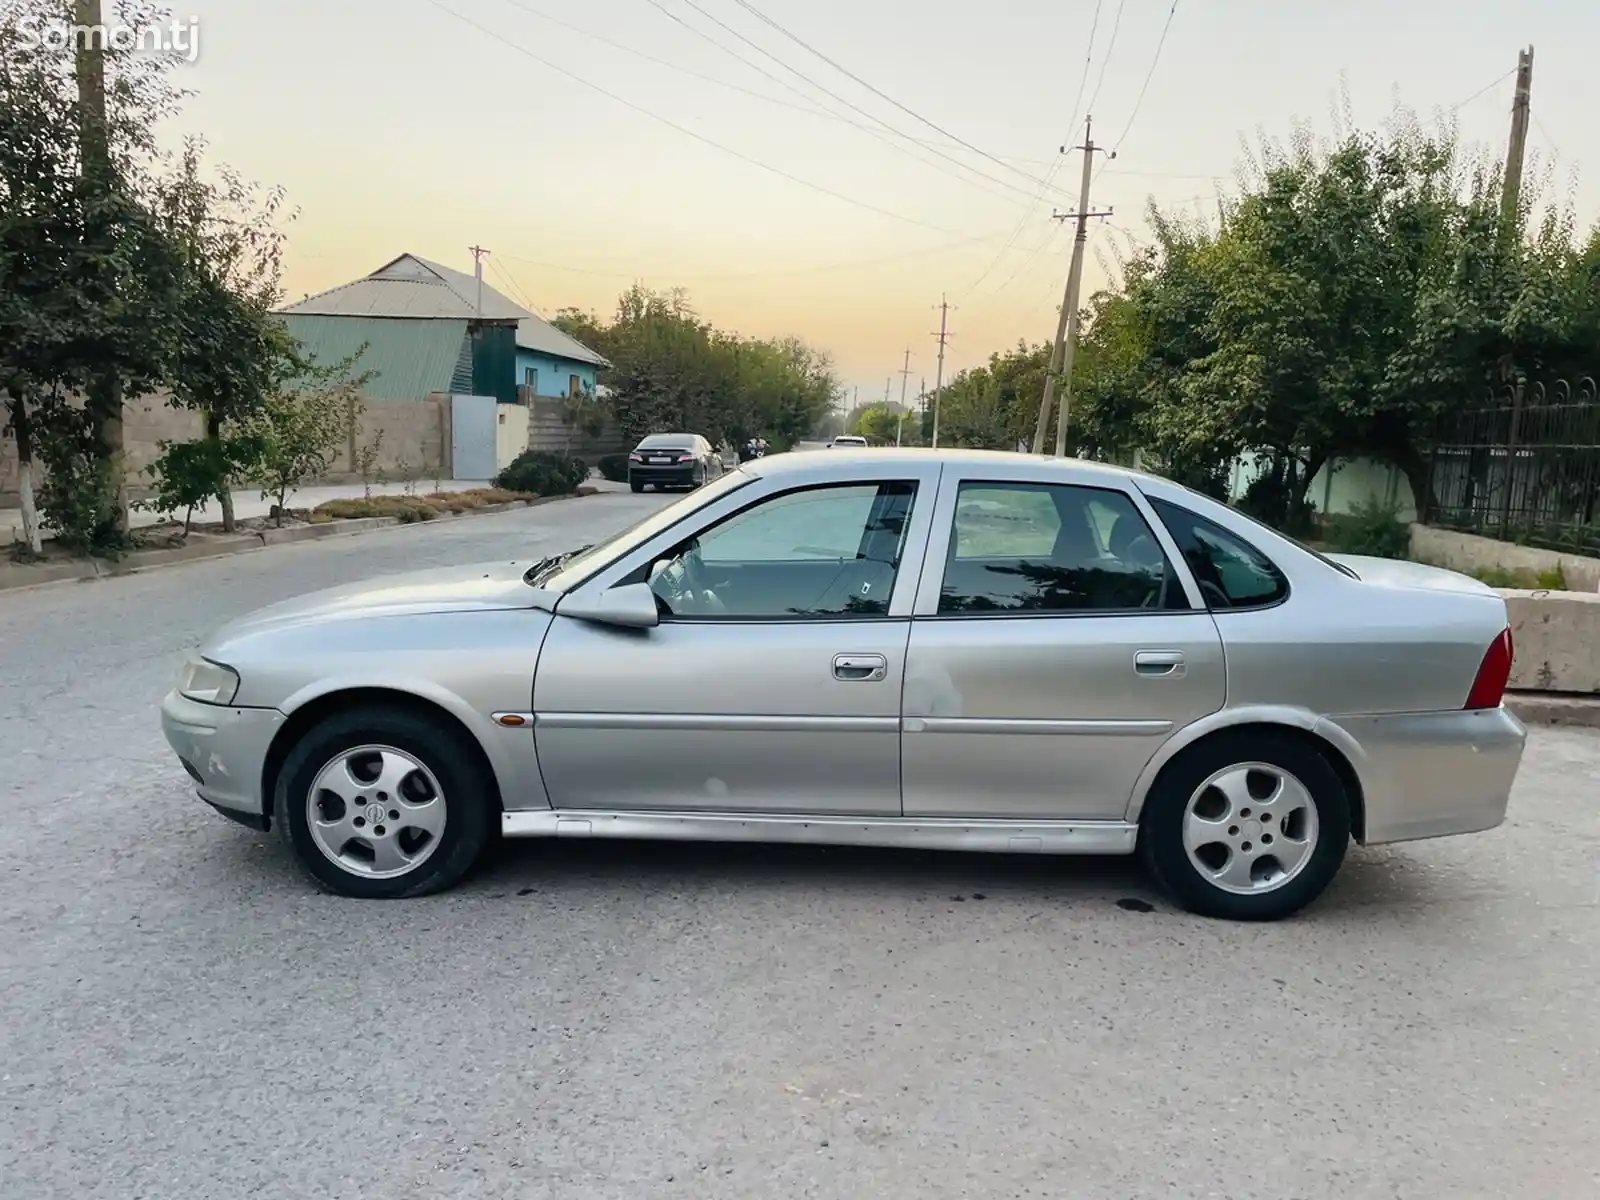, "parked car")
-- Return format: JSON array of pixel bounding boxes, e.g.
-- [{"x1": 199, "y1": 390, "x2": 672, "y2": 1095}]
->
[
  {"x1": 628, "y1": 433, "x2": 723, "y2": 492},
  {"x1": 830, "y1": 435, "x2": 868, "y2": 448},
  {"x1": 162, "y1": 449, "x2": 1525, "y2": 919}
]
